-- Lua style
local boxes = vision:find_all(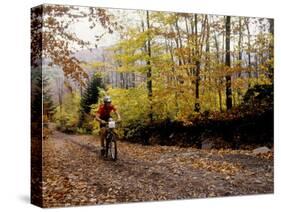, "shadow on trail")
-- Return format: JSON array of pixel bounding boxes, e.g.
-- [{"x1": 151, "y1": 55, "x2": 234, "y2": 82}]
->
[
  {"x1": 61, "y1": 133, "x2": 157, "y2": 176},
  {"x1": 61, "y1": 133, "x2": 132, "y2": 166},
  {"x1": 64, "y1": 135, "x2": 100, "y2": 154}
]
